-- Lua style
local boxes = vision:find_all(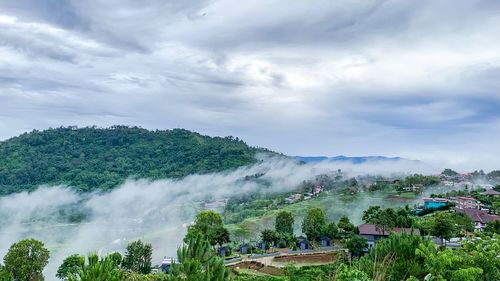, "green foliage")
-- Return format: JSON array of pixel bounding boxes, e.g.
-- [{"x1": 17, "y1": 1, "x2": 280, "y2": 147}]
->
[
  {"x1": 301, "y1": 207, "x2": 327, "y2": 242},
  {"x1": 185, "y1": 210, "x2": 230, "y2": 247},
  {"x1": 442, "y1": 169, "x2": 458, "y2": 176},
  {"x1": 362, "y1": 206, "x2": 414, "y2": 233},
  {"x1": 122, "y1": 240, "x2": 153, "y2": 274},
  {"x1": 169, "y1": 233, "x2": 231, "y2": 281},
  {"x1": 121, "y1": 271, "x2": 169, "y2": 280},
  {"x1": 395, "y1": 174, "x2": 440, "y2": 191},
  {"x1": 275, "y1": 211, "x2": 294, "y2": 235},
  {"x1": 430, "y1": 212, "x2": 458, "y2": 244},
  {"x1": 335, "y1": 264, "x2": 372, "y2": 281},
  {"x1": 260, "y1": 229, "x2": 279, "y2": 247},
  {"x1": 68, "y1": 253, "x2": 122, "y2": 281},
  {"x1": 107, "y1": 252, "x2": 122, "y2": 268},
  {"x1": 0, "y1": 264, "x2": 13, "y2": 281},
  {"x1": 337, "y1": 216, "x2": 356, "y2": 237},
  {"x1": 357, "y1": 234, "x2": 430, "y2": 281},
  {"x1": 56, "y1": 254, "x2": 84, "y2": 280},
  {"x1": 484, "y1": 220, "x2": 500, "y2": 235},
  {"x1": 3, "y1": 238, "x2": 50, "y2": 281},
  {"x1": 346, "y1": 235, "x2": 367, "y2": 257},
  {"x1": 0, "y1": 126, "x2": 268, "y2": 194},
  {"x1": 325, "y1": 222, "x2": 339, "y2": 239}
]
